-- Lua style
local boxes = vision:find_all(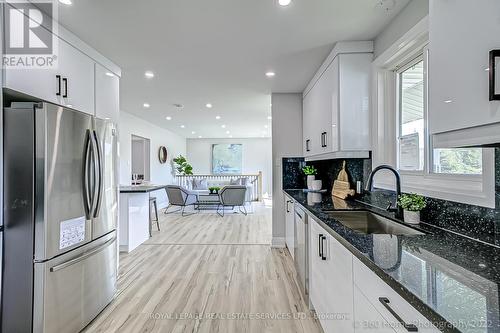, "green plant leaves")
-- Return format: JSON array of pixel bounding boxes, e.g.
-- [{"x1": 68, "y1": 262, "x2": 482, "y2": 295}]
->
[
  {"x1": 398, "y1": 193, "x2": 426, "y2": 212},
  {"x1": 173, "y1": 155, "x2": 194, "y2": 175},
  {"x1": 302, "y1": 165, "x2": 317, "y2": 175}
]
